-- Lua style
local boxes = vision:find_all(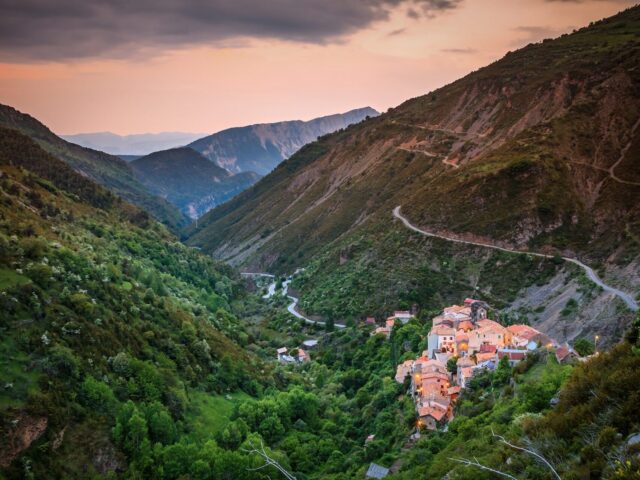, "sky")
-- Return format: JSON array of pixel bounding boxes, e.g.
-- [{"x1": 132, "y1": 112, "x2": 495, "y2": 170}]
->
[{"x1": 0, "y1": 0, "x2": 635, "y2": 135}]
